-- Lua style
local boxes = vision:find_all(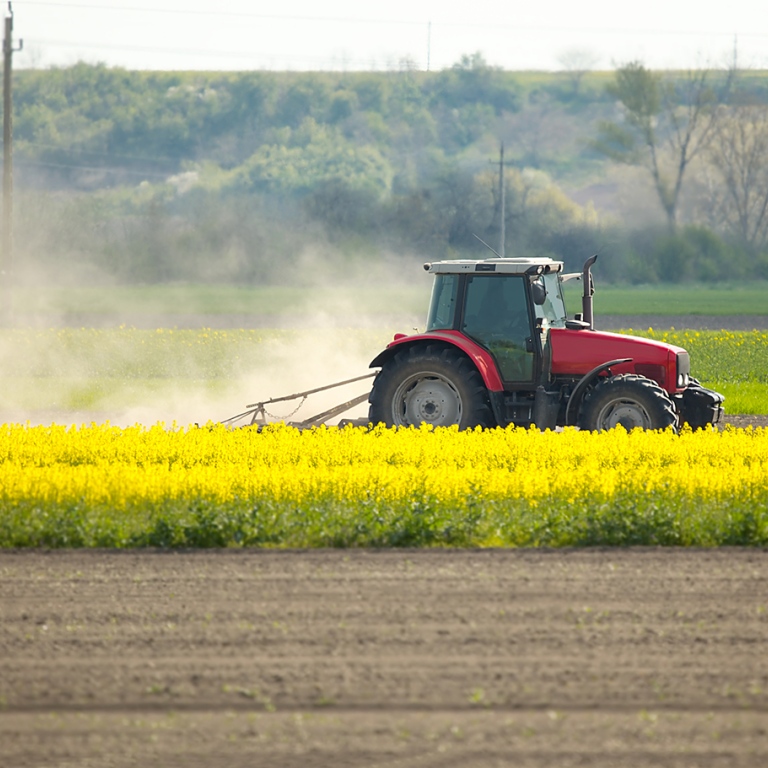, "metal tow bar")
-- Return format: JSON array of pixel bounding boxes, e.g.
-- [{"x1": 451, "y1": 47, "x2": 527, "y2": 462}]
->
[{"x1": 221, "y1": 372, "x2": 376, "y2": 428}]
